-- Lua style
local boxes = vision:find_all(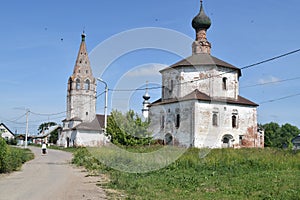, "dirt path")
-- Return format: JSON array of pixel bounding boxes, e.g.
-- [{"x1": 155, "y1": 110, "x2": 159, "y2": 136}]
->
[{"x1": 0, "y1": 147, "x2": 107, "y2": 200}]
